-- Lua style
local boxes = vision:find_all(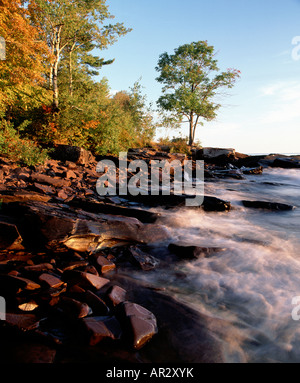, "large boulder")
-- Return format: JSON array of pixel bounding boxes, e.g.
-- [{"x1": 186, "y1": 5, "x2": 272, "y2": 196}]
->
[{"x1": 50, "y1": 145, "x2": 95, "y2": 166}]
